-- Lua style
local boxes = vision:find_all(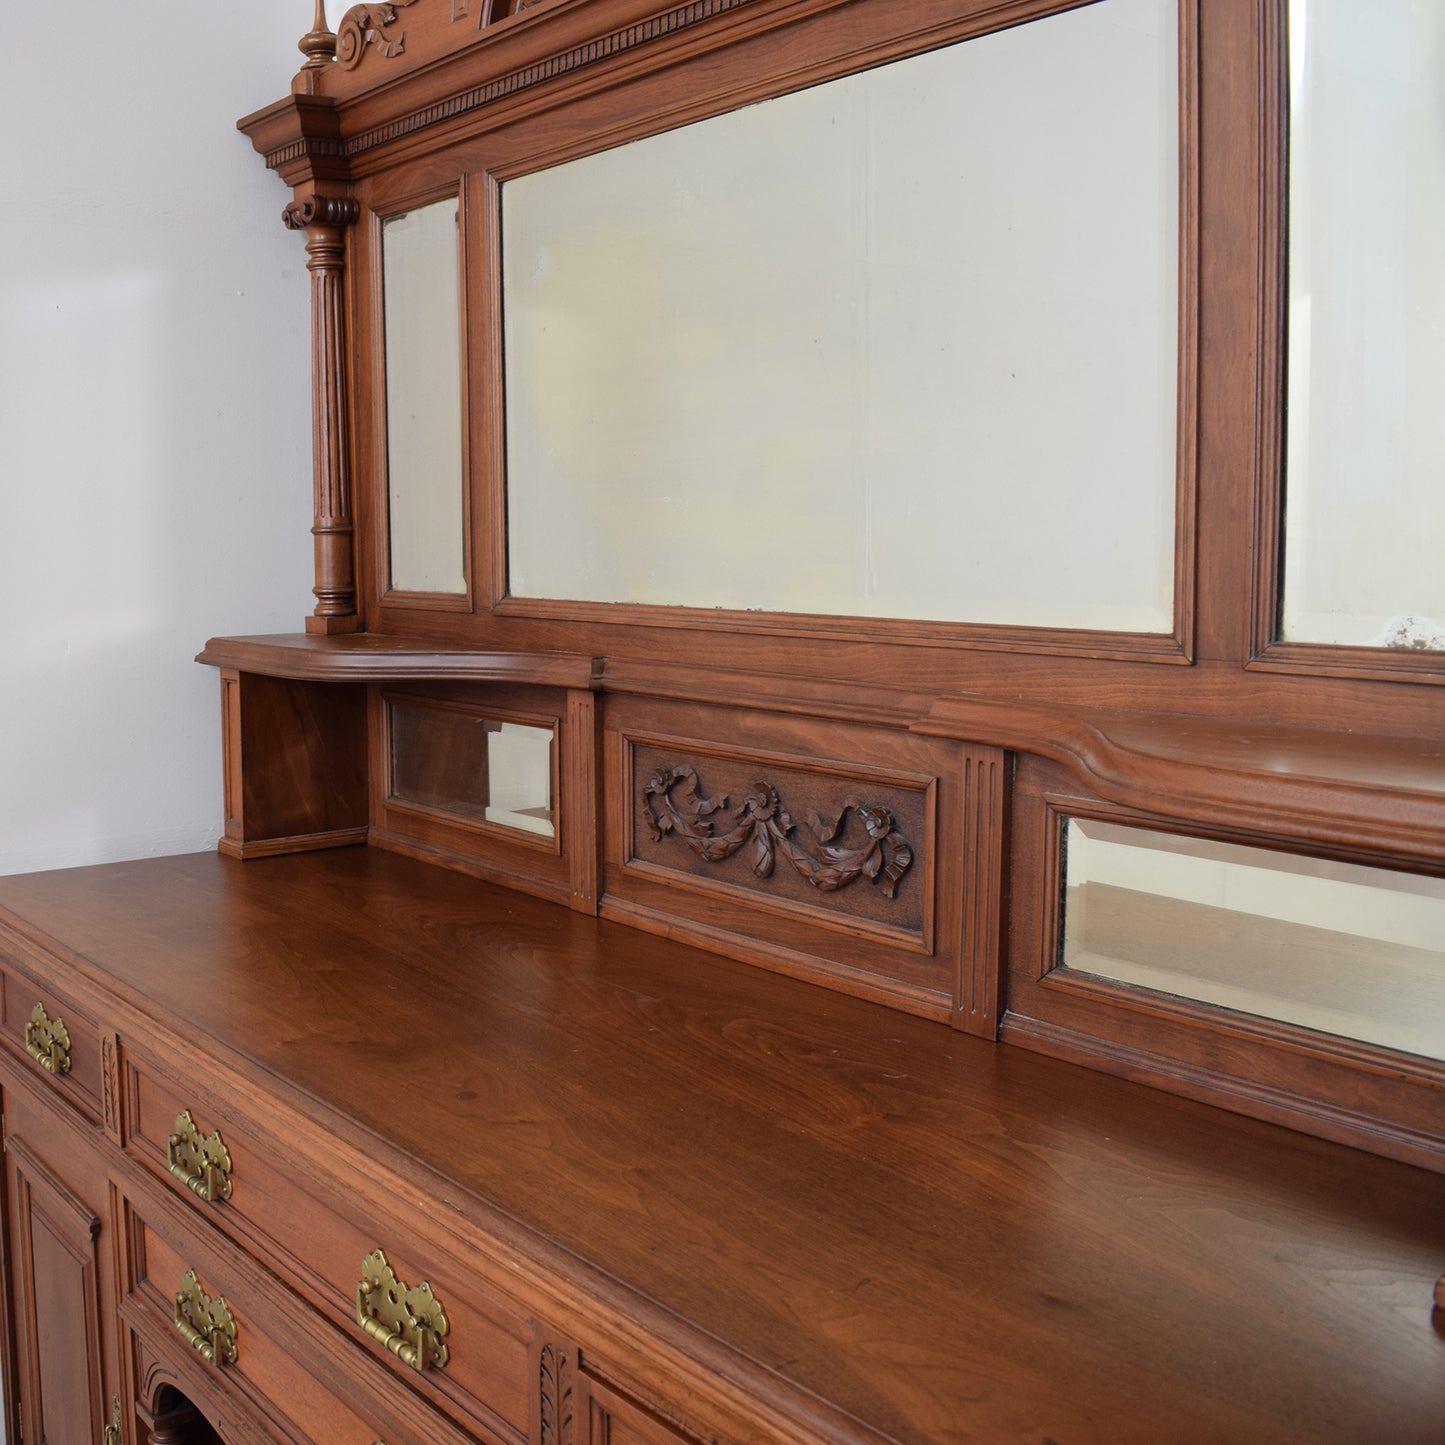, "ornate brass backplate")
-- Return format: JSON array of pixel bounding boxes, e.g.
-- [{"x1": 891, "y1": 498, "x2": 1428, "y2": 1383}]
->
[
  {"x1": 355, "y1": 1248, "x2": 449, "y2": 1372},
  {"x1": 167, "y1": 1110, "x2": 233, "y2": 1203},
  {"x1": 104, "y1": 1394, "x2": 123, "y2": 1445},
  {"x1": 23, "y1": 1001, "x2": 72, "y2": 1075},
  {"x1": 173, "y1": 1268, "x2": 238, "y2": 1367}
]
